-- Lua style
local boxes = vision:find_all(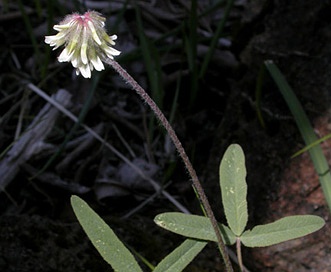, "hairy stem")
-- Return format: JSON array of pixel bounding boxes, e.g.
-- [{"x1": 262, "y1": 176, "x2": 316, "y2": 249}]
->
[{"x1": 107, "y1": 59, "x2": 233, "y2": 271}]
